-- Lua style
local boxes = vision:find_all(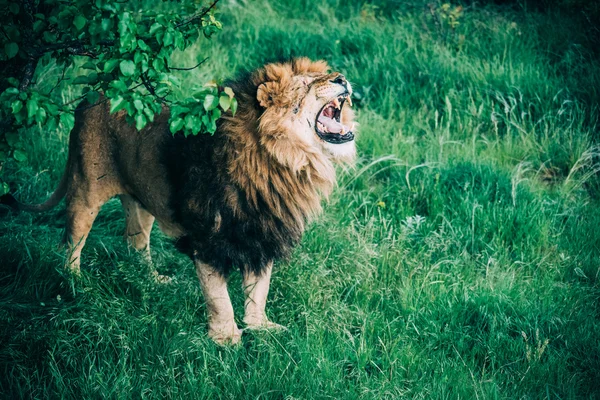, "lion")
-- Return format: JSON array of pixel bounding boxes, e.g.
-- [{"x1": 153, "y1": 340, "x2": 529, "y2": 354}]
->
[{"x1": 3, "y1": 58, "x2": 357, "y2": 344}]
